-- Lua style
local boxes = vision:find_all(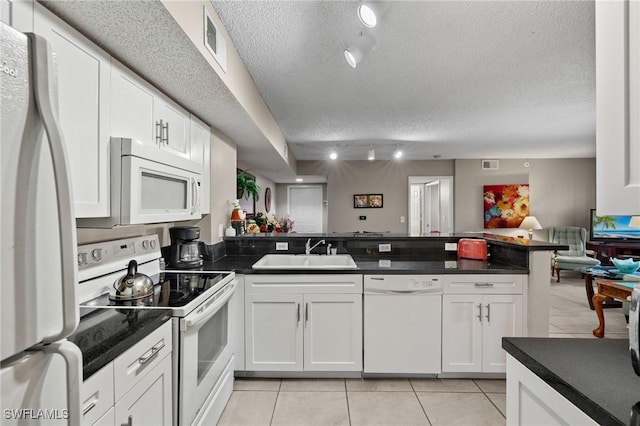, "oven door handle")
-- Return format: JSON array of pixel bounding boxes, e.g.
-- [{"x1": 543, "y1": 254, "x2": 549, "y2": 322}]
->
[{"x1": 184, "y1": 280, "x2": 236, "y2": 329}]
